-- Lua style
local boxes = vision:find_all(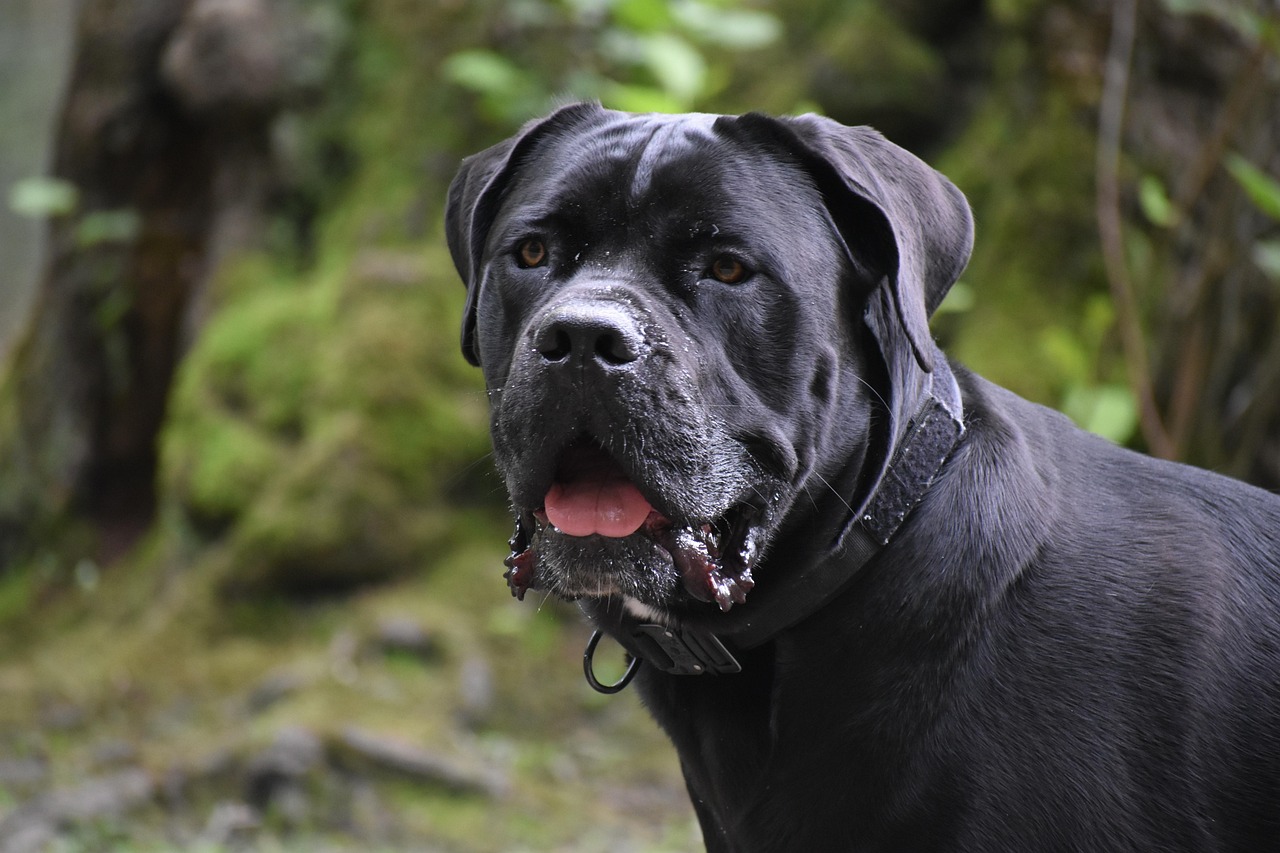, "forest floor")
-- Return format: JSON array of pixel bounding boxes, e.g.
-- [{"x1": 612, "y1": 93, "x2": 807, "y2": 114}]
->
[{"x1": 0, "y1": 519, "x2": 699, "y2": 852}]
